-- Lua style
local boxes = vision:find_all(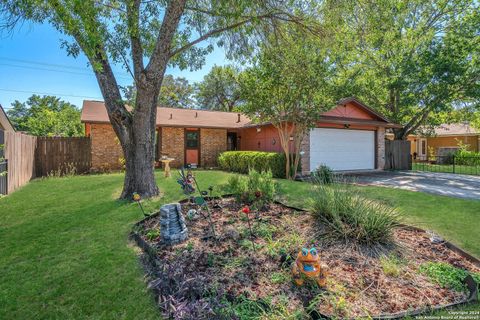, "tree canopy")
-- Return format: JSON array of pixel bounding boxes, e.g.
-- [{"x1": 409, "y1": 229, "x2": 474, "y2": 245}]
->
[
  {"x1": 196, "y1": 65, "x2": 242, "y2": 112},
  {"x1": 240, "y1": 29, "x2": 335, "y2": 178},
  {"x1": 325, "y1": 0, "x2": 480, "y2": 139},
  {"x1": 7, "y1": 95, "x2": 83, "y2": 137}
]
